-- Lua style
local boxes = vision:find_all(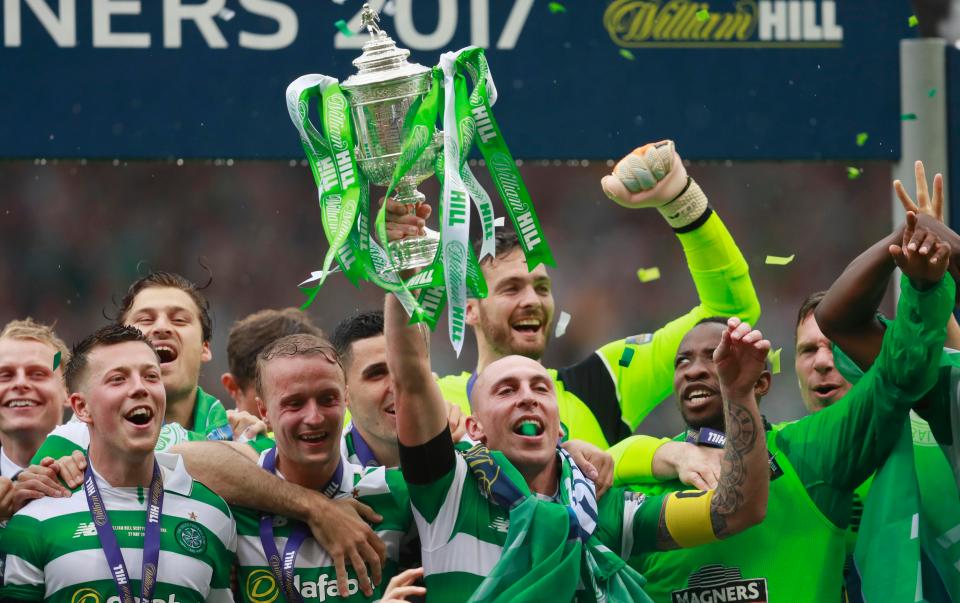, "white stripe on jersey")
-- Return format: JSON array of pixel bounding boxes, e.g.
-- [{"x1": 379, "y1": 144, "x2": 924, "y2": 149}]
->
[
  {"x1": 420, "y1": 532, "x2": 501, "y2": 577},
  {"x1": 411, "y1": 454, "x2": 469, "y2": 551},
  {"x1": 43, "y1": 548, "x2": 214, "y2": 596}
]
